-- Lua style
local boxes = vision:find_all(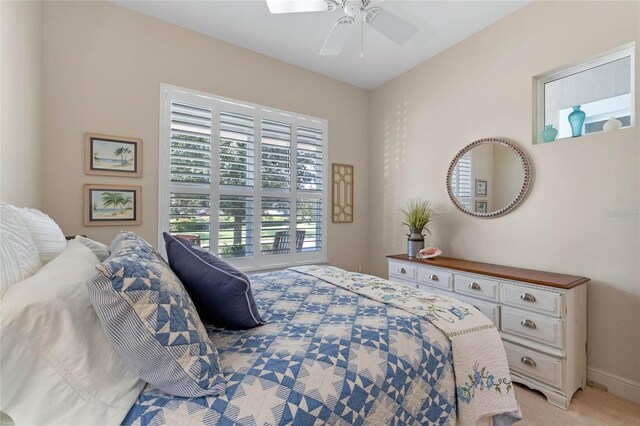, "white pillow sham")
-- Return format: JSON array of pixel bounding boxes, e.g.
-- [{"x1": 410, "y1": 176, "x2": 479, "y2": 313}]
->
[
  {"x1": 0, "y1": 240, "x2": 145, "y2": 425},
  {"x1": 74, "y1": 235, "x2": 110, "y2": 261},
  {"x1": 0, "y1": 203, "x2": 42, "y2": 297},
  {"x1": 14, "y1": 205, "x2": 67, "y2": 264}
]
